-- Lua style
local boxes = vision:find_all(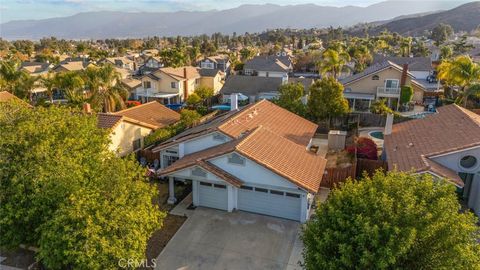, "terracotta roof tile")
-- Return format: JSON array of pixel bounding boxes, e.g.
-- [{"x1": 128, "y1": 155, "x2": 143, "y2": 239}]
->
[
  {"x1": 384, "y1": 104, "x2": 480, "y2": 186},
  {"x1": 97, "y1": 113, "x2": 123, "y2": 129},
  {"x1": 113, "y1": 101, "x2": 180, "y2": 129},
  {"x1": 160, "y1": 126, "x2": 326, "y2": 193}
]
